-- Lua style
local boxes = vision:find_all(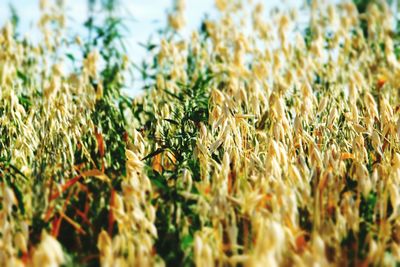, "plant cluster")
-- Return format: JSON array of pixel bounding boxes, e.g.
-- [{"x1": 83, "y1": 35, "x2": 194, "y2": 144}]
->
[{"x1": 1, "y1": 0, "x2": 400, "y2": 266}]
